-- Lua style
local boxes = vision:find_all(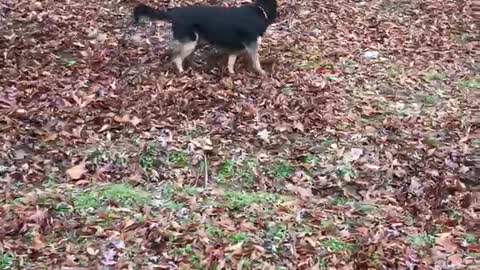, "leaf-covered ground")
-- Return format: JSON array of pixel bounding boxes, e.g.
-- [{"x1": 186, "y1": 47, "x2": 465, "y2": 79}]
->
[{"x1": 1, "y1": 0, "x2": 479, "y2": 269}]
